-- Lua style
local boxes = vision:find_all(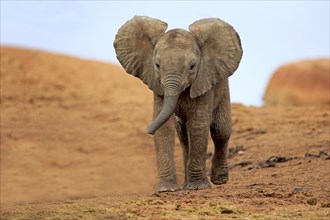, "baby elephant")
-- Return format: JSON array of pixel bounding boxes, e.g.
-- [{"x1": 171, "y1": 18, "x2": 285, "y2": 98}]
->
[{"x1": 114, "y1": 16, "x2": 242, "y2": 192}]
